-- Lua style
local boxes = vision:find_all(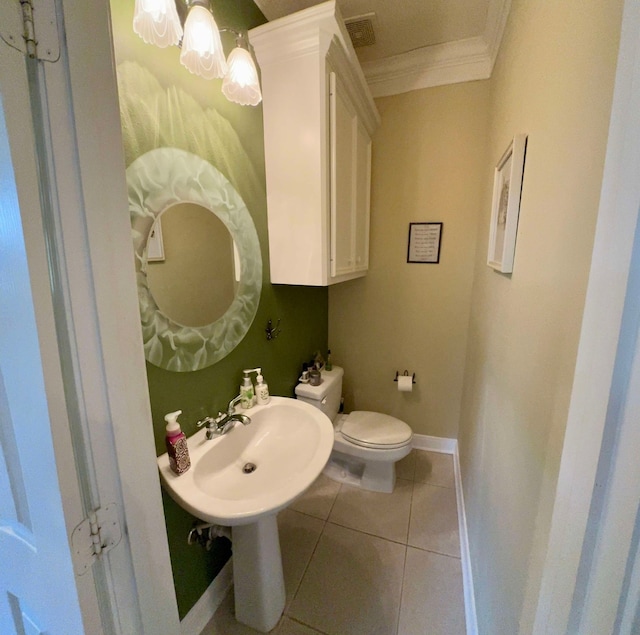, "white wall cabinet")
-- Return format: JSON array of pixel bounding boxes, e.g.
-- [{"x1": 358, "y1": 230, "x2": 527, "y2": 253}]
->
[{"x1": 250, "y1": 1, "x2": 380, "y2": 286}]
